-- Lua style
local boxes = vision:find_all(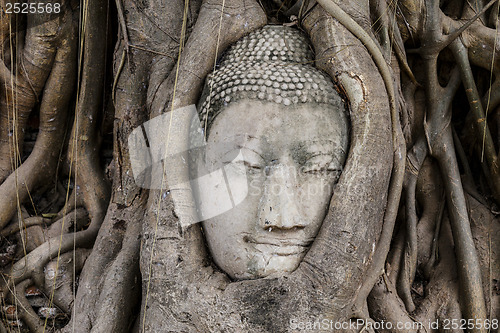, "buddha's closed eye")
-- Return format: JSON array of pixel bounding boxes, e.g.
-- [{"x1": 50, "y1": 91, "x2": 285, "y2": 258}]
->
[{"x1": 301, "y1": 160, "x2": 342, "y2": 184}]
